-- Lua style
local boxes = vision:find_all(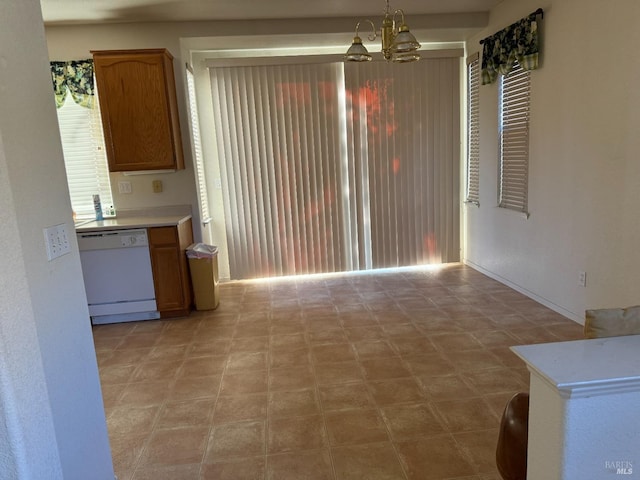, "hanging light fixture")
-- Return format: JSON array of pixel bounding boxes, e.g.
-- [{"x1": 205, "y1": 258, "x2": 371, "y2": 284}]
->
[{"x1": 345, "y1": 0, "x2": 421, "y2": 63}]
